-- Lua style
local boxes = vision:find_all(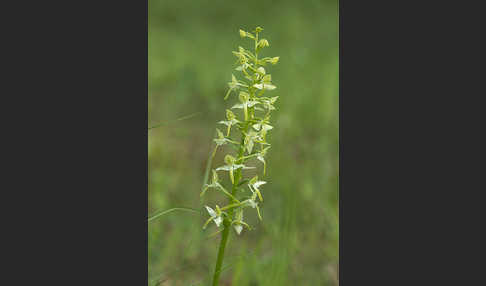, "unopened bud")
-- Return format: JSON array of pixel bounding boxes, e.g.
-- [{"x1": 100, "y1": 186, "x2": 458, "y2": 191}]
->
[
  {"x1": 258, "y1": 39, "x2": 269, "y2": 49},
  {"x1": 269, "y1": 56, "x2": 279, "y2": 65}
]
